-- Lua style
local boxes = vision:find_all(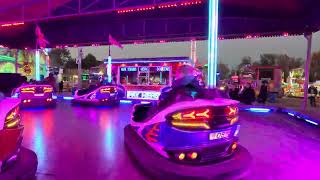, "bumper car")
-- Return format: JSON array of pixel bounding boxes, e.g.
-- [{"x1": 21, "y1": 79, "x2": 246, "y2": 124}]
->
[
  {"x1": 12, "y1": 84, "x2": 56, "y2": 108},
  {"x1": 125, "y1": 89, "x2": 252, "y2": 179},
  {"x1": 0, "y1": 97, "x2": 38, "y2": 179},
  {"x1": 72, "y1": 85, "x2": 124, "y2": 106}
]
